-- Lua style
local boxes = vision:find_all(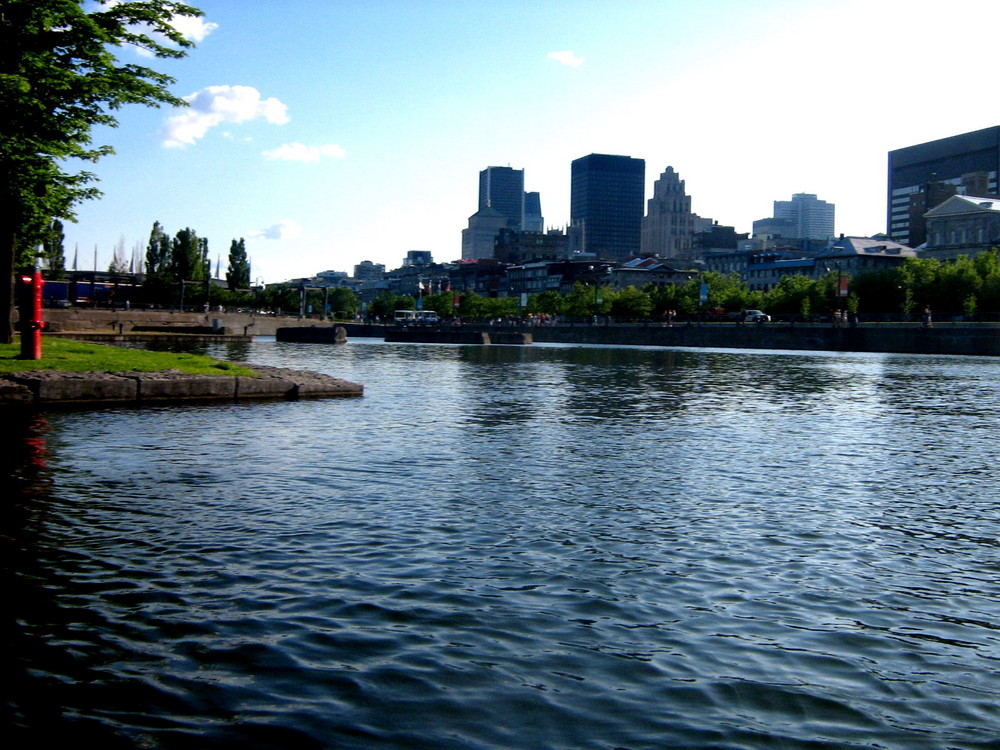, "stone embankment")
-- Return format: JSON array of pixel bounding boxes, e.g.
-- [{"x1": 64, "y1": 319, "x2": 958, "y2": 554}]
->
[
  {"x1": 336, "y1": 321, "x2": 1000, "y2": 357},
  {"x1": 0, "y1": 365, "x2": 362, "y2": 408},
  {"x1": 42, "y1": 308, "x2": 334, "y2": 337}
]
